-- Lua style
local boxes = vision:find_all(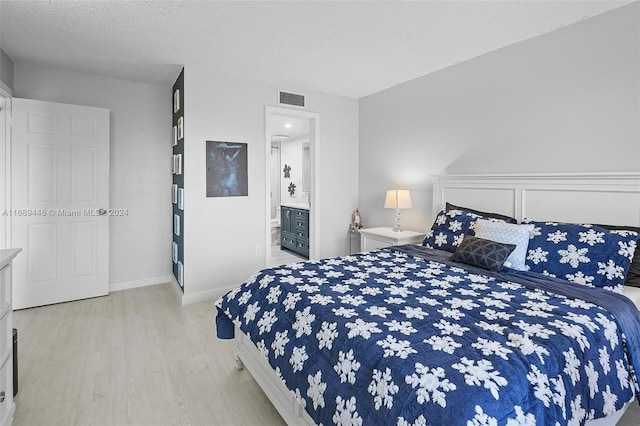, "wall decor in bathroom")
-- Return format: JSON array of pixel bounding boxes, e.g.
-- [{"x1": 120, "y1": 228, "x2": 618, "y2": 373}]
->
[
  {"x1": 288, "y1": 182, "x2": 296, "y2": 196},
  {"x1": 206, "y1": 141, "x2": 248, "y2": 197},
  {"x1": 283, "y1": 164, "x2": 291, "y2": 178}
]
